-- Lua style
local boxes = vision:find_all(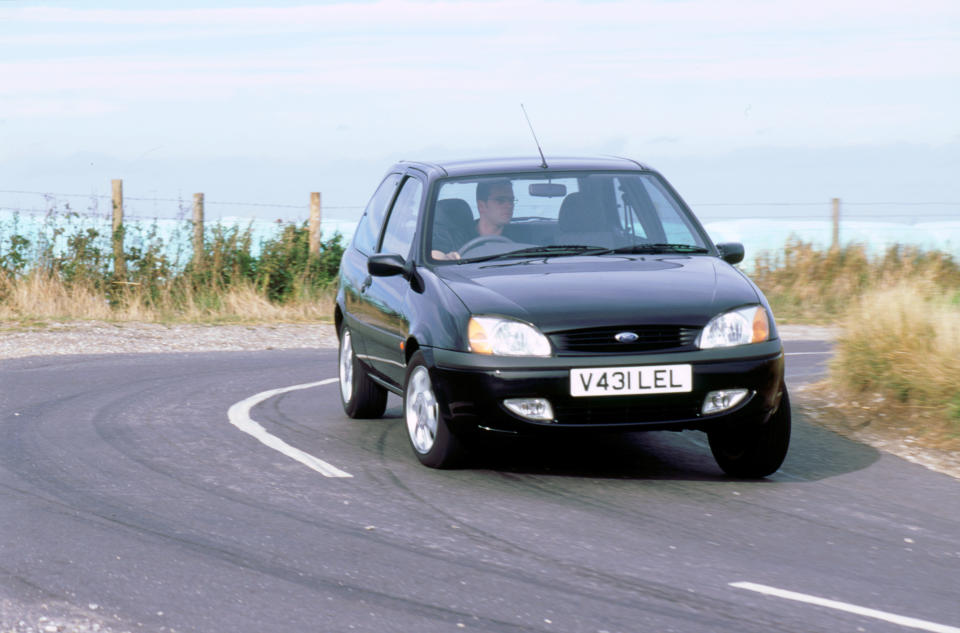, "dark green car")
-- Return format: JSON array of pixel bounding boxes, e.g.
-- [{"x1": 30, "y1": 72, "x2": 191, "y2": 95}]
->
[{"x1": 335, "y1": 157, "x2": 789, "y2": 477}]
